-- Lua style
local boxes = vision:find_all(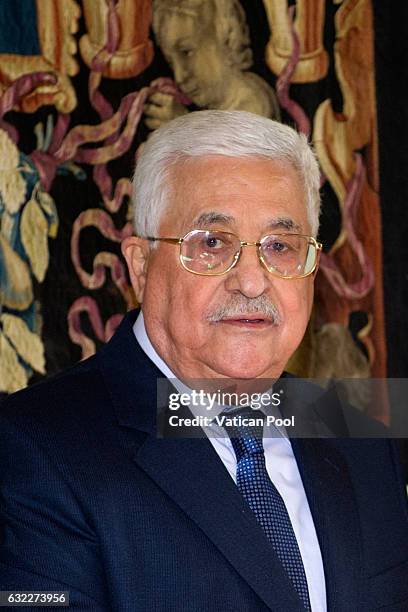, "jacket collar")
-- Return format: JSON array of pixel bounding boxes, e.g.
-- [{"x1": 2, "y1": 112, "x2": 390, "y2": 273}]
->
[{"x1": 96, "y1": 309, "x2": 161, "y2": 434}]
